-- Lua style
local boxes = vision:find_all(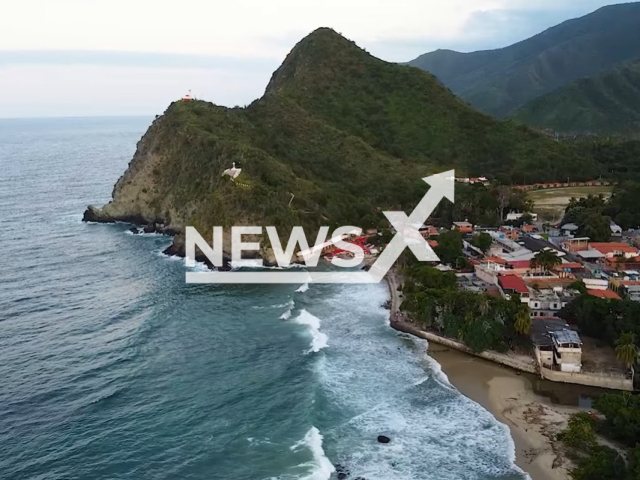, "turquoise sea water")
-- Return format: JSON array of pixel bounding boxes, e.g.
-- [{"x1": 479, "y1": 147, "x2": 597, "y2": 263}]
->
[{"x1": 0, "y1": 117, "x2": 528, "y2": 480}]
